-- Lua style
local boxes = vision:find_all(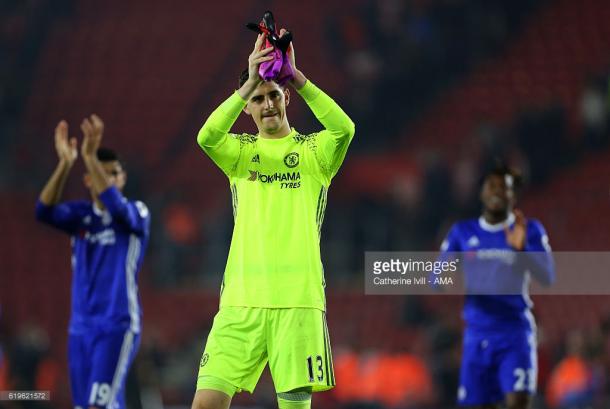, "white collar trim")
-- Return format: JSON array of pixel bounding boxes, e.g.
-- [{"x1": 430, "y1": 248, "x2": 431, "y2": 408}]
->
[
  {"x1": 479, "y1": 212, "x2": 515, "y2": 232},
  {"x1": 92, "y1": 202, "x2": 105, "y2": 216}
]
